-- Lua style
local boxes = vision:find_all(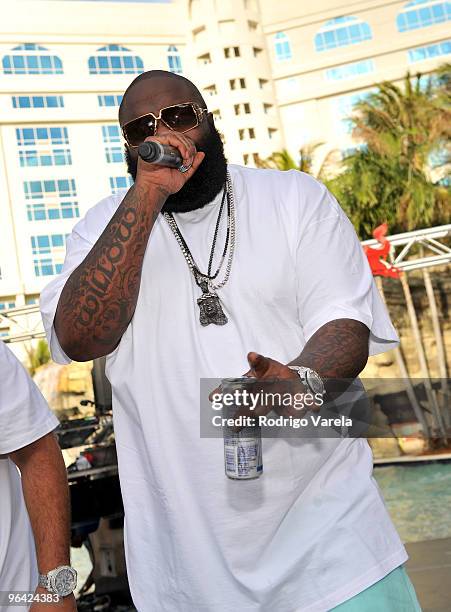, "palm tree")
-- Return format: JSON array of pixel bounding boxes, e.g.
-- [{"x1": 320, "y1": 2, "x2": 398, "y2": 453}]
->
[
  {"x1": 329, "y1": 68, "x2": 450, "y2": 237},
  {"x1": 25, "y1": 339, "x2": 51, "y2": 377},
  {"x1": 257, "y1": 143, "x2": 337, "y2": 180}
]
